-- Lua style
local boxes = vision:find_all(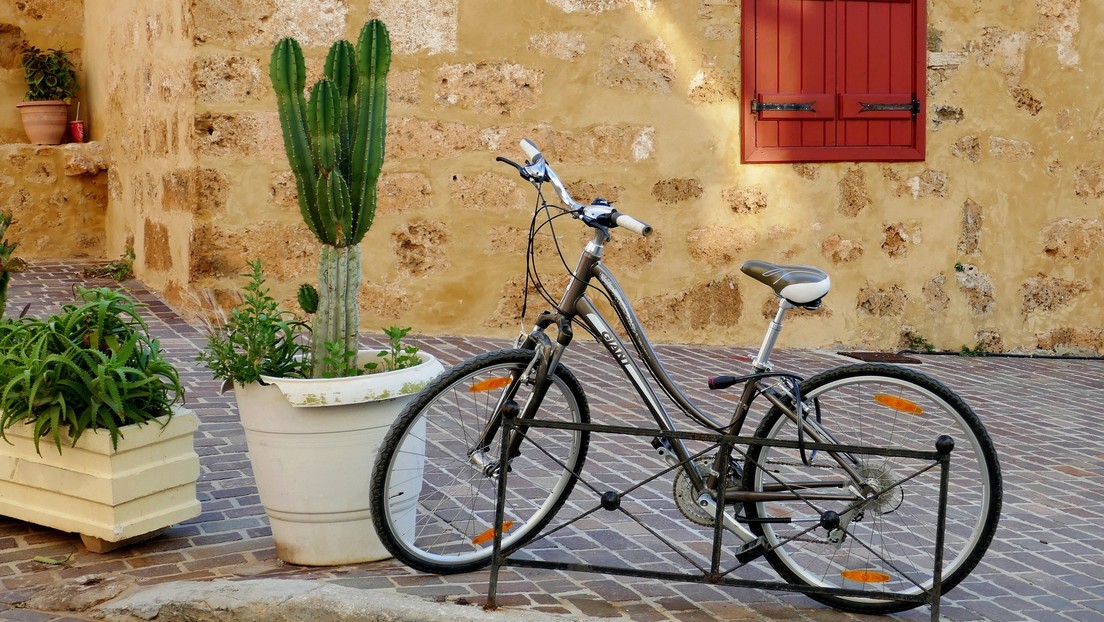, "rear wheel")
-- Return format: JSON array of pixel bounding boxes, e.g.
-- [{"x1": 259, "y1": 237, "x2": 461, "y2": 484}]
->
[
  {"x1": 371, "y1": 348, "x2": 590, "y2": 574},
  {"x1": 742, "y1": 364, "x2": 1001, "y2": 614}
]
